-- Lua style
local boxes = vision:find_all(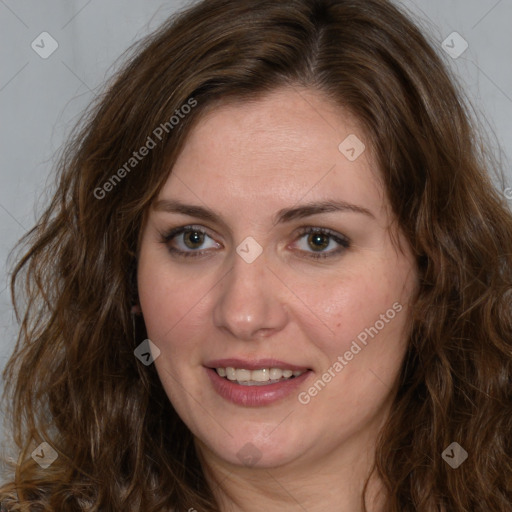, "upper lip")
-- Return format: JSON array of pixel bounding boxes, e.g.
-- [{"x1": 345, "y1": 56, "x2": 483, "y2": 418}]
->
[{"x1": 204, "y1": 358, "x2": 310, "y2": 372}]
